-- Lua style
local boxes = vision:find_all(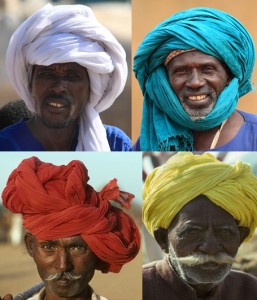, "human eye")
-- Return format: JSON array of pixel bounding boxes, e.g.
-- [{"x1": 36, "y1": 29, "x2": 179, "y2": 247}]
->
[
  {"x1": 202, "y1": 65, "x2": 215, "y2": 73},
  {"x1": 41, "y1": 242, "x2": 57, "y2": 252},
  {"x1": 65, "y1": 72, "x2": 80, "y2": 81},
  {"x1": 70, "y1": 244, "x2": 88, "y2": 255},
  {"x1": 177, "y1": 226, "x2": 202, "y2": 239},
  {"x1": 37, "y1": 70, "x2": 54, "y2": 79},
  {"x1": 216, "y1": 227, "x2": 236, "y2": 238},
  {"x1": 173, "y1": 67, "x2": 187, "y2": 75}
]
